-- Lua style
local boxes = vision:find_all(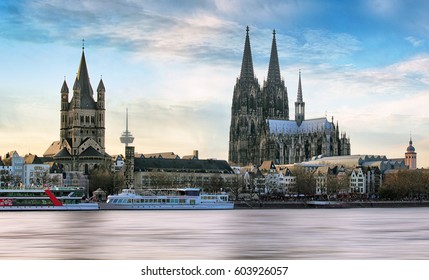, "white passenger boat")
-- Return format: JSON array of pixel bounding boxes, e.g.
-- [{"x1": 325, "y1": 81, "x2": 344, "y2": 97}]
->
[
  {"x1": 99, "y1": 188, "x2": 234, "y2": 210},
  {"x1": 0, "y1": 186, "x2": 99, "y2": 211}
]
